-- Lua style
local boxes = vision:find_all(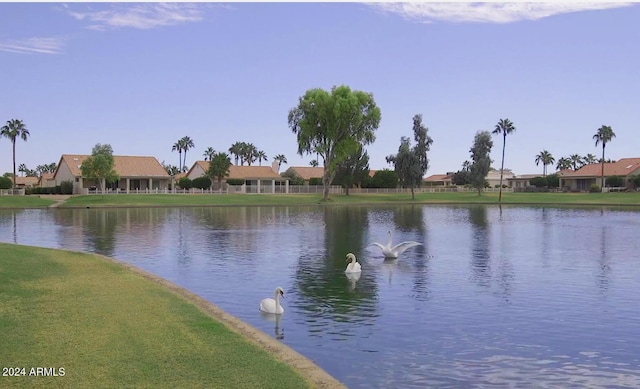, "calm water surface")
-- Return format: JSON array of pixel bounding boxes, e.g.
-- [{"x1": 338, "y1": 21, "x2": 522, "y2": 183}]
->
[{"x1": 1, "y1": 205, "x2": 639, "y2": 388}]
